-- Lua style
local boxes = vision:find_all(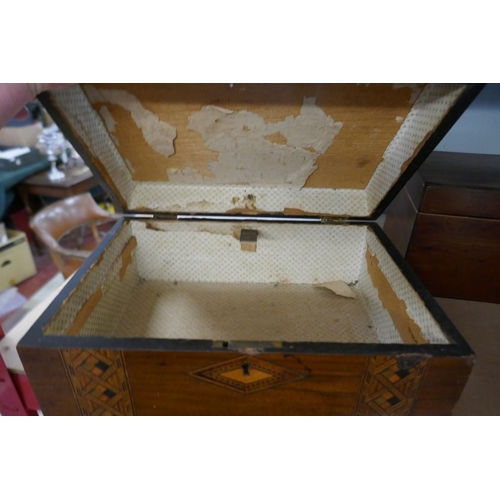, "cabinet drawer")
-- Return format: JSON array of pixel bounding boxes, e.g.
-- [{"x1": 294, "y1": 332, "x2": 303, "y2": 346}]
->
[{"x1": 421, "y1": 185, "x2": 500, "y2": 219}]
